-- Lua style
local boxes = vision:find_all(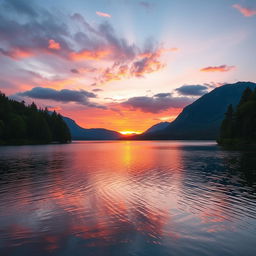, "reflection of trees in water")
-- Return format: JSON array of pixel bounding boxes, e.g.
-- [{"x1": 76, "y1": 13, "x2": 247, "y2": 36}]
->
[
  {"x1": 0, "y1": 151, "x2": 70, "y2": 185},
  {"x1": 234, "y1": 152, "x2": 256, "y2": 188},
  {"x1": 222, "y1": 151, "x2": 256, "y2": 186},
  {"x1": 175, "y1": 149, "x2": 256, "y2": 229},
  {"x1": 181, "y1": 149, "x2": 256, "y2": 190}
]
